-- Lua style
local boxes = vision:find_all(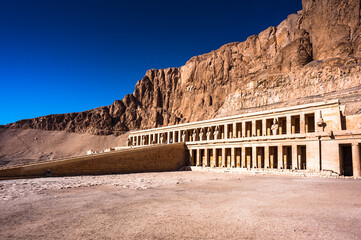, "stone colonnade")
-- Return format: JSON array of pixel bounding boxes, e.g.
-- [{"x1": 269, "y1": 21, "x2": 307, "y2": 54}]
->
[
  {"x1": 188, "y1": 144, "x2": 307, "y2": 170},
  {"x1": 129, "y1": 112, "x2": 320, "y2": 147}
]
